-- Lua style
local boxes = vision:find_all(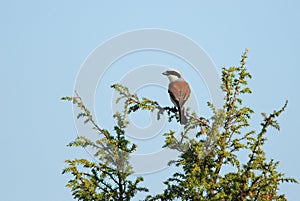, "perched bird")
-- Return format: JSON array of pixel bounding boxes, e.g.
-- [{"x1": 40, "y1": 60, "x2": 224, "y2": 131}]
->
[{"x1": 162, "y1": 69, "x2": 191, "y2": 125}]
